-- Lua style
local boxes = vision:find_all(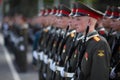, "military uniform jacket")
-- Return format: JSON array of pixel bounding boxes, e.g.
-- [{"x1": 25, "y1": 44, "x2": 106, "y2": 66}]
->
[{"x1": 81, "y1": 32, "x2": 111, "y2": 80}]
